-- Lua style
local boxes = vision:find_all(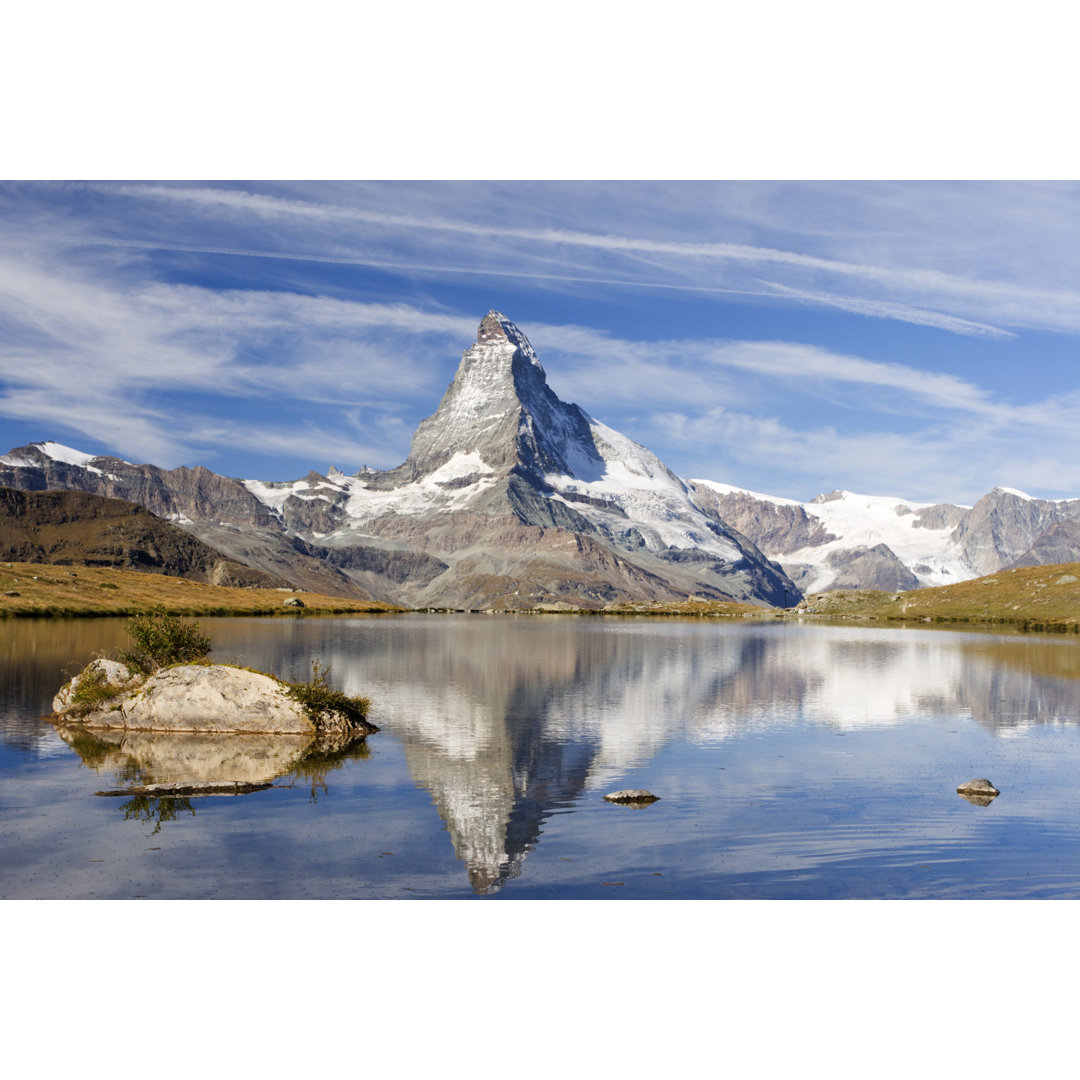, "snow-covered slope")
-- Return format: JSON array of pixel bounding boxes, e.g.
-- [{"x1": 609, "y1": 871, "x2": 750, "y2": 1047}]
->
[{"x1": 691, "y1": 480, "x2": 971, "y2": 592}]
